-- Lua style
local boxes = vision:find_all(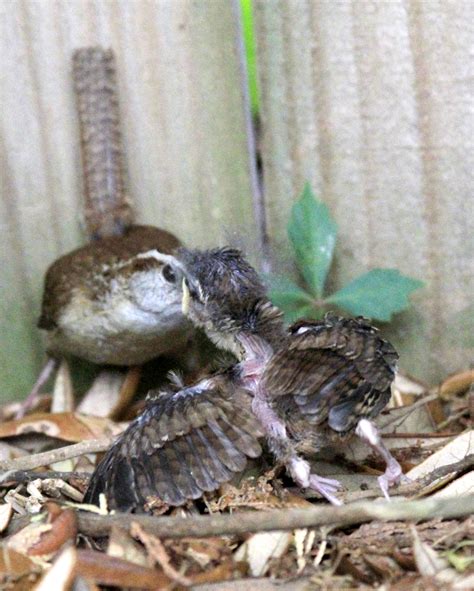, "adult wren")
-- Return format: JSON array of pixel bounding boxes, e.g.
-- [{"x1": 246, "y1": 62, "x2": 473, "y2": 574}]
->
[
  {"x1": 23, "y1": 48, "x2": 192, "y2": 413},
  {"x1": 38, "y1": 225, "x2": 191, "y2": 366}
]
